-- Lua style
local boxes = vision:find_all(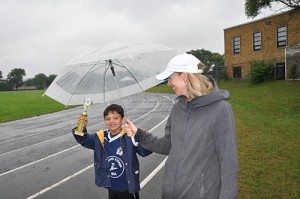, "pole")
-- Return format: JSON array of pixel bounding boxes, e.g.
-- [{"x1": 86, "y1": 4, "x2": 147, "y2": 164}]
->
[{"x1": 108, "y1": 59, "x2": 127, "y2": 115}]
